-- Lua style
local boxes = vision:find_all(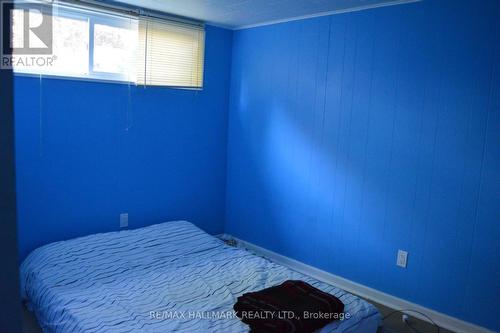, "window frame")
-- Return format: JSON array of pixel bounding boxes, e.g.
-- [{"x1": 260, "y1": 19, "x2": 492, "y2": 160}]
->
[
  {"x1": 13, "y1": 3, "x2": 137, "y2": 84},
  {"x1": 12, "y1": 2, "x2": 205, "y2": 89},
  {"x1": 87, "y1": 13, "x2": 138, "y2": 82},
  {"x1": 12, "y1": 5, "x2": 91, "y2": 78}
]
